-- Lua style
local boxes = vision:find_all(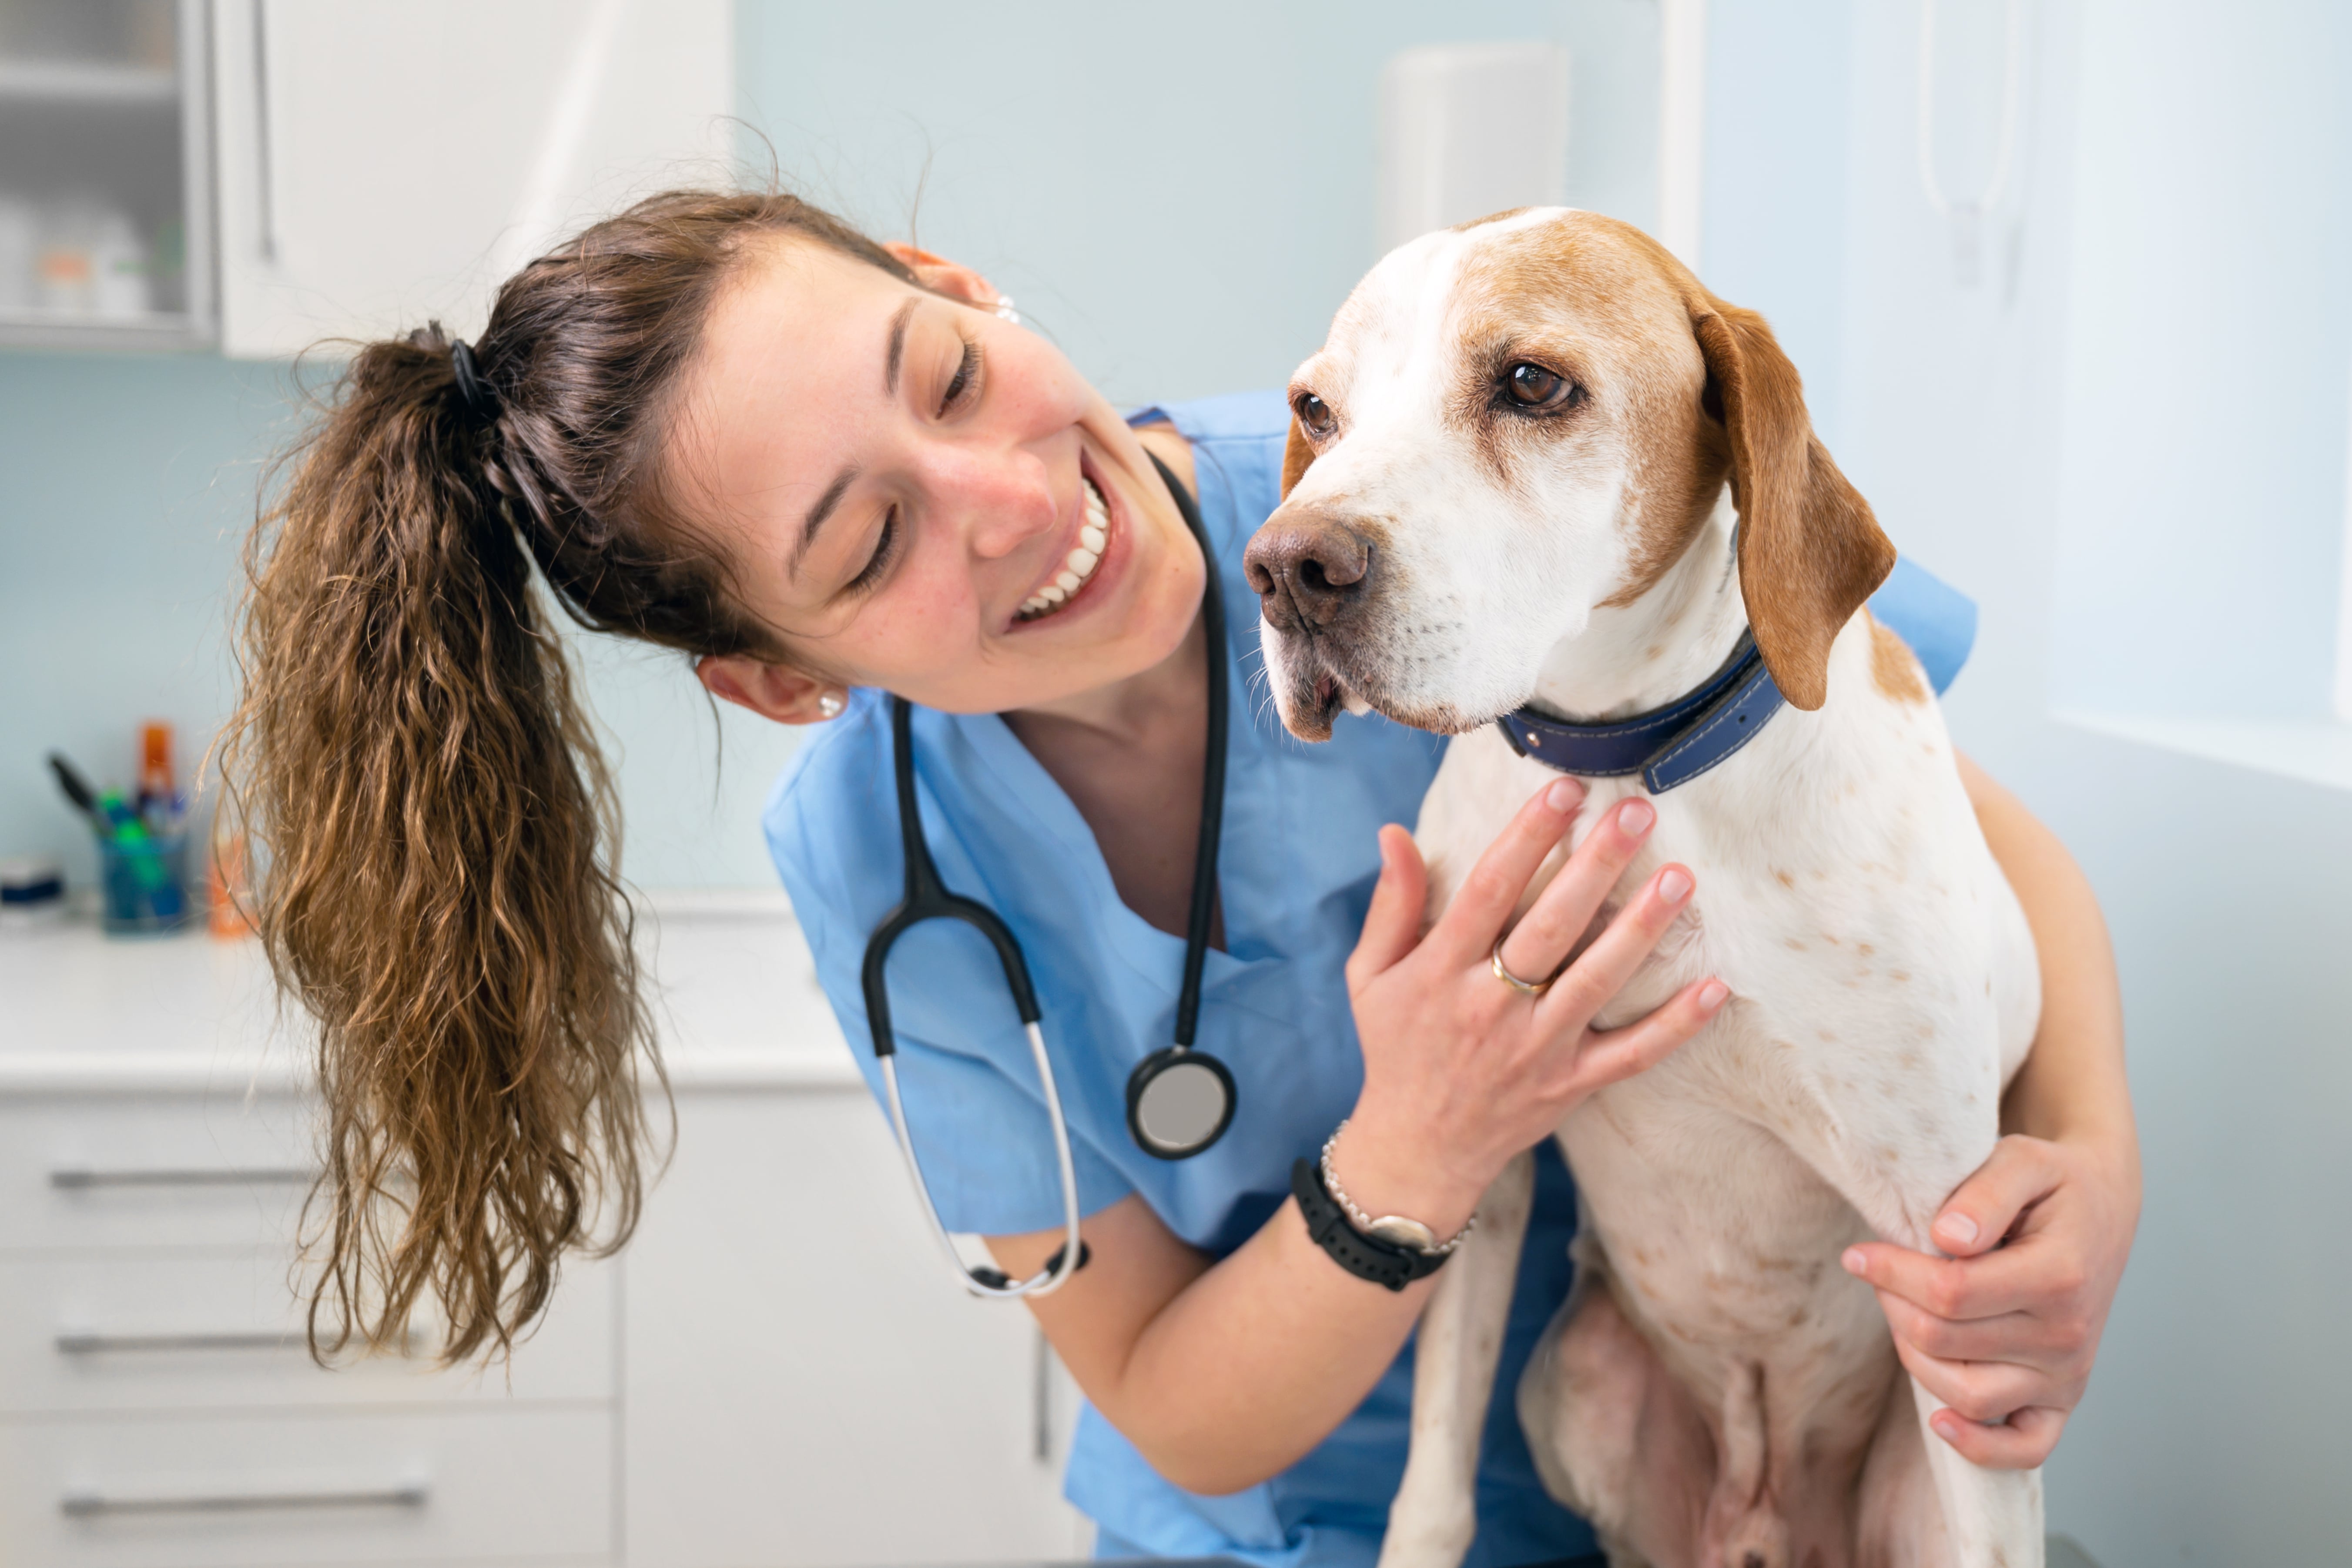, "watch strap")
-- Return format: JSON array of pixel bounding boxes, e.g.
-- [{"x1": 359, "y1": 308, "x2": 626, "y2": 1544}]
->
[{"x1": 1291, "y1": 1158, "x2": 1450, "y2": 1292}]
